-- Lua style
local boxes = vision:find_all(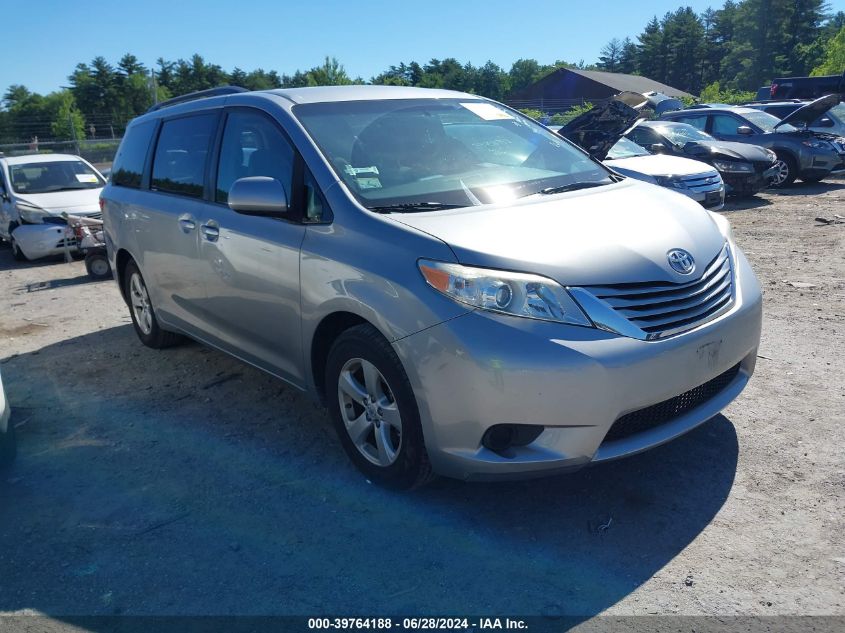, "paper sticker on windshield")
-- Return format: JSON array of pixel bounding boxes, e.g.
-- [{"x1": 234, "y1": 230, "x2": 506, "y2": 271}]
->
[
  {"x1": 76, "y1": 173, "x2": 98, "y2": 183},
  {"x1": 344, "y1": 165, "x2": 382, "y2": 189},
  {"x1": 460, "y1": 102, "x2": 513, "y2": 121}
]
